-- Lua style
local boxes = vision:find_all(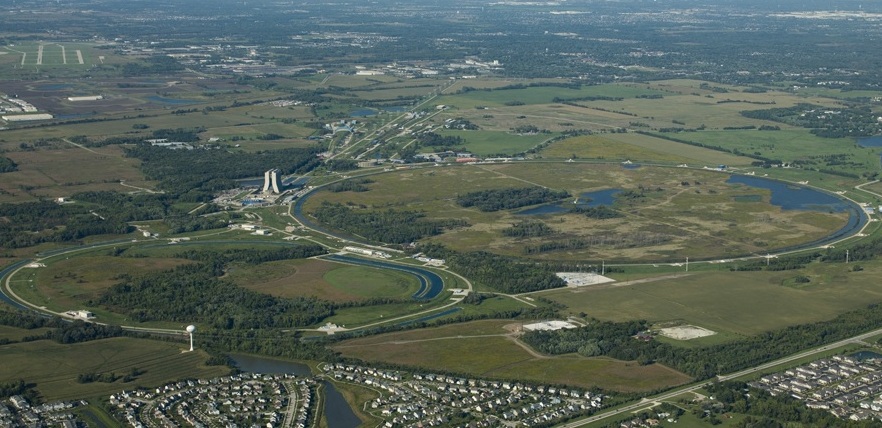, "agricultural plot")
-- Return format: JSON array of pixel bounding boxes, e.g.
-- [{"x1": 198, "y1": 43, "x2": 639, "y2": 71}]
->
[
  {"x1": 541, "y1": 261, "x2": 882, "y2": 337},
  {"x1": 0, "y1": 338, "x2": 228, "y2": 401},
  {"x1": 331, "y1": 320, "x2": 692, "y2": 392},
  {"x1": 303, "y1": 163, "x2": 852, "y2": 262}
]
